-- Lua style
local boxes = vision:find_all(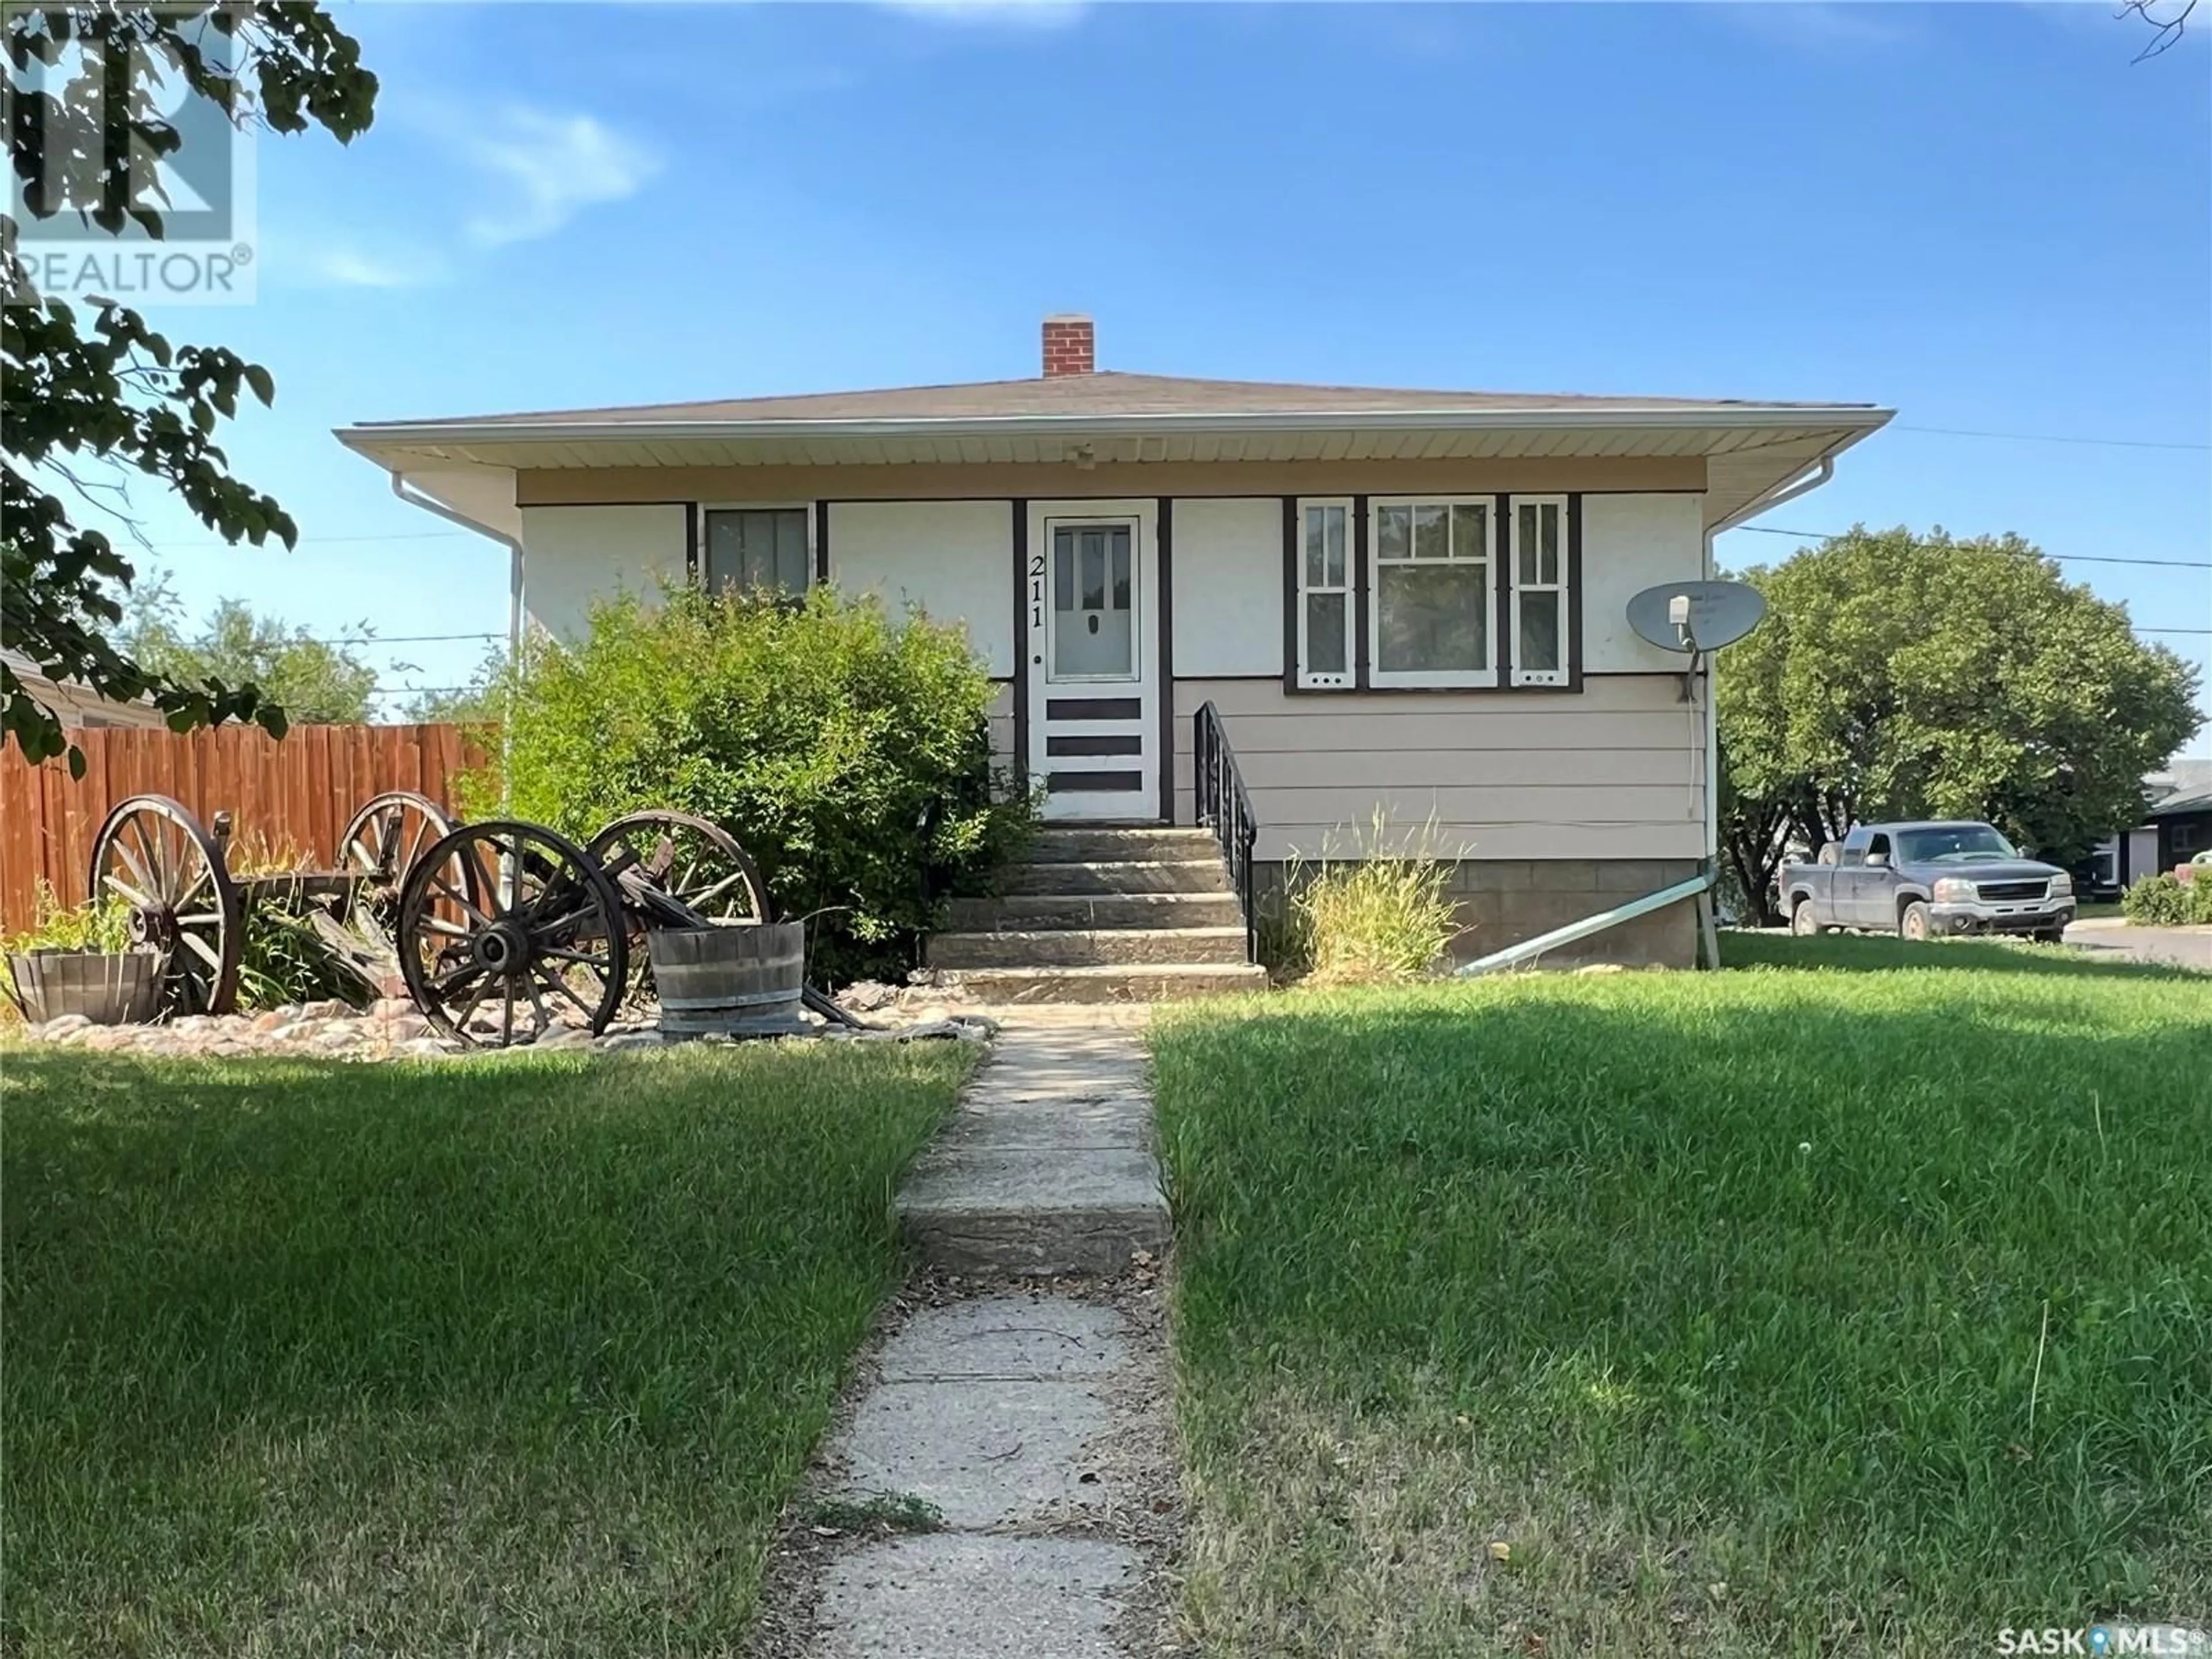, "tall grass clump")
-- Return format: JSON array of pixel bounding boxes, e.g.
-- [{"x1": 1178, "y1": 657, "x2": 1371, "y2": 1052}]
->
[
  {"x1": 476, "y1": 583, "x2": 1034, "y2": 983},
  {"x1": 1287, "y1": 812, "x2": 1462, "y2": 984}
]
